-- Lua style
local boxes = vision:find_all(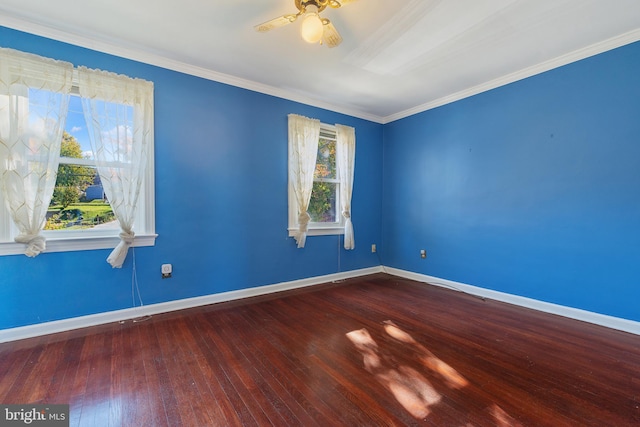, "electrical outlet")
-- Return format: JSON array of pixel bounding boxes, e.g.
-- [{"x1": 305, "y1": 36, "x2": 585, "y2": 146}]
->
[
  {"x1": 371, "y1": 244, "x2": 377, "y2": 253},
  {"x1": 161, "y1": 264, "x2": 172, "y2": 279},
  {"x1": 420, "y1": 249, "x2": 426, "y2": 259}
]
